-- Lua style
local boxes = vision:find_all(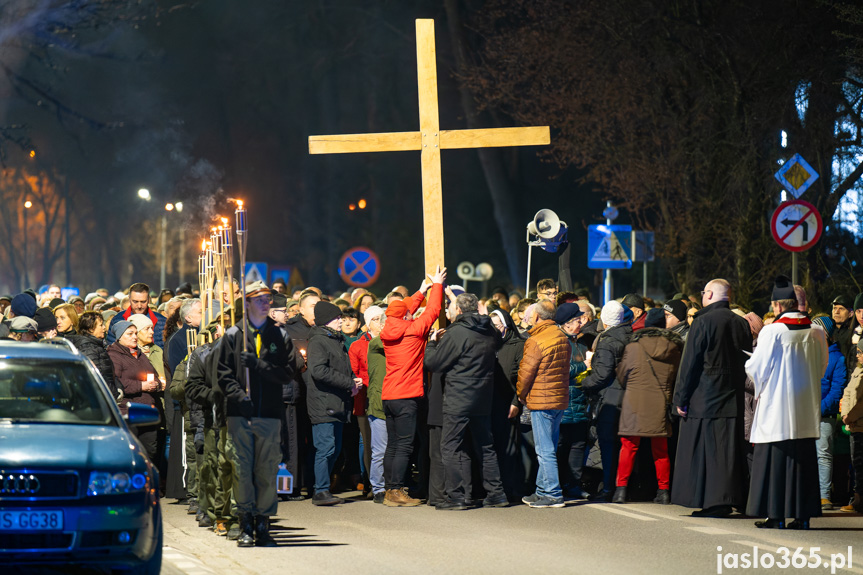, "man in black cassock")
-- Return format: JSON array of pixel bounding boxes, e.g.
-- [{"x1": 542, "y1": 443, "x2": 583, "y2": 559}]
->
[{"x1": 671, "y1": 279, "x2": 752, "y2": 517}]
